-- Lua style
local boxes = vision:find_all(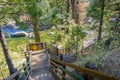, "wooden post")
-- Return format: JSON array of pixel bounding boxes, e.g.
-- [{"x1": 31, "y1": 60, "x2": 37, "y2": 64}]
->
[
  {"x1": 54, "y1": 64, "x2": 58, "y2": 74},
  {"x1": 62, "y1": 65, "x2": 66, "y2": 80},
  {"x1": 23, "y1": 63, "x2": 27, "y2": 79},
  {"x1": 25, "y1": 51, "x2": 29, "y2": 63},
  {"x1": 98, "y1": 0, "x2": 105, "y2": 40}
]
